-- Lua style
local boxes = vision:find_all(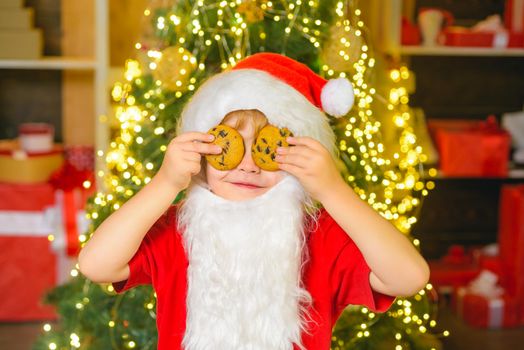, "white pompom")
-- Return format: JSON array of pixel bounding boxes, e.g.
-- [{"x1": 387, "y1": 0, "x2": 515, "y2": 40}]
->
[{"x1": 320, "y1": 78, "x2": 354, "y2": 117}]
